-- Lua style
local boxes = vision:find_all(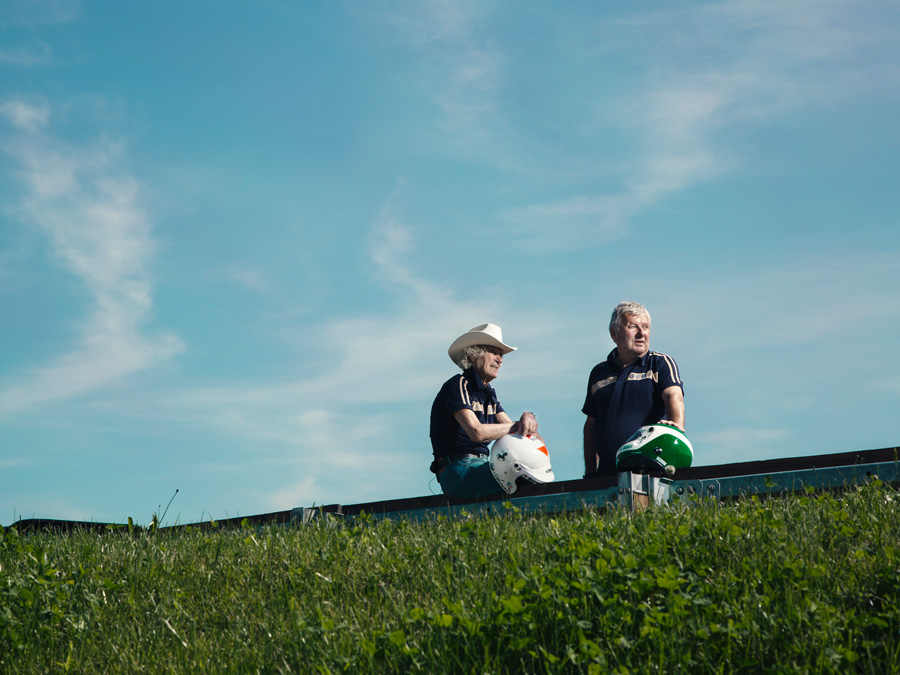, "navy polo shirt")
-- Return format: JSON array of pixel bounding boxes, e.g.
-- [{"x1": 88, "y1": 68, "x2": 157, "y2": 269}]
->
[
  {"x1": 582, "y1": 348, "x2": 684, "y2": 476},
  {"x1": 430, "y1": 368, "x2": 505, "y2": 471}
]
